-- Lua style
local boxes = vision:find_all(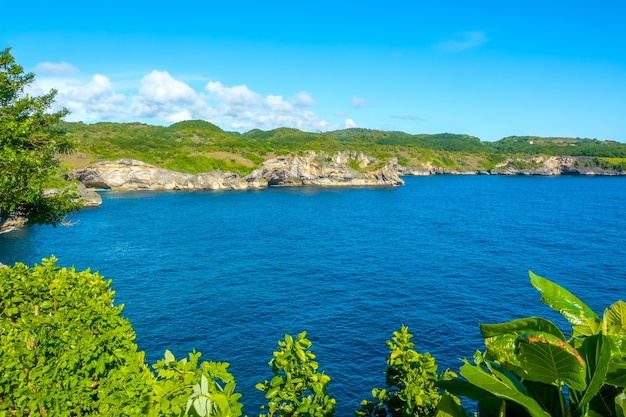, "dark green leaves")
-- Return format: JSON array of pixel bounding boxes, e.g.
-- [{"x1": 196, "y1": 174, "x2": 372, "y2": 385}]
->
[{"x1": 0, "y1": 47, "x2": 81, "y2": 227}]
